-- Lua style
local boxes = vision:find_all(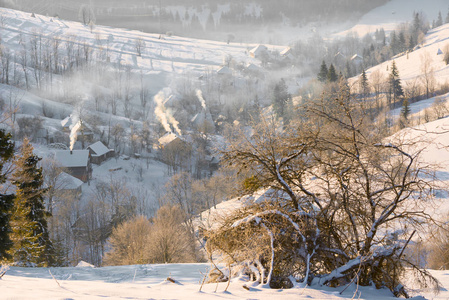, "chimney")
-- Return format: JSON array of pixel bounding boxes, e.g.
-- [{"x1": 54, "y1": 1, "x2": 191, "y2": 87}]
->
[{"x1": 70, "y1": 150, "x2": 73, "y2": 155}]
